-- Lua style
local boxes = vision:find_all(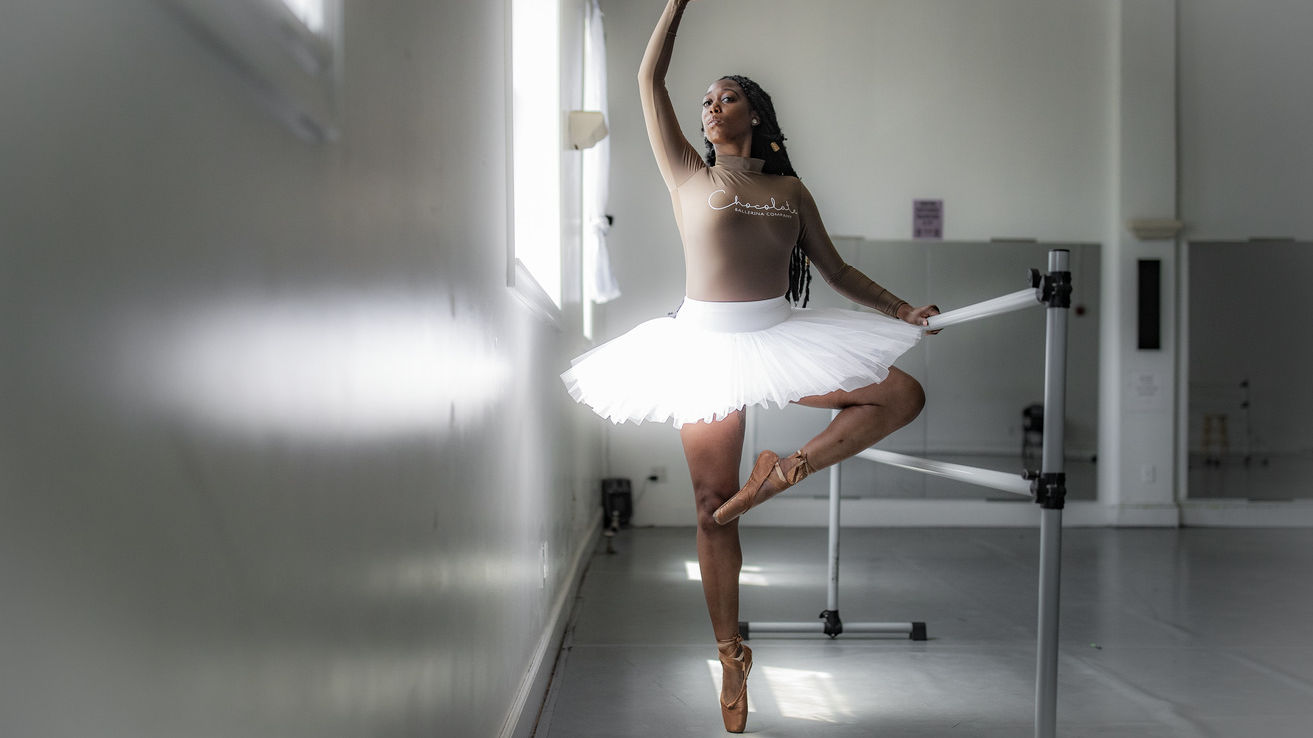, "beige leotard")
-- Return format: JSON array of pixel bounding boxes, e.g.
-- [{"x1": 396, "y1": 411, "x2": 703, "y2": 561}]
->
[{"x1": 640, "y1": 0, "x2": 908, "y2": 317}]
